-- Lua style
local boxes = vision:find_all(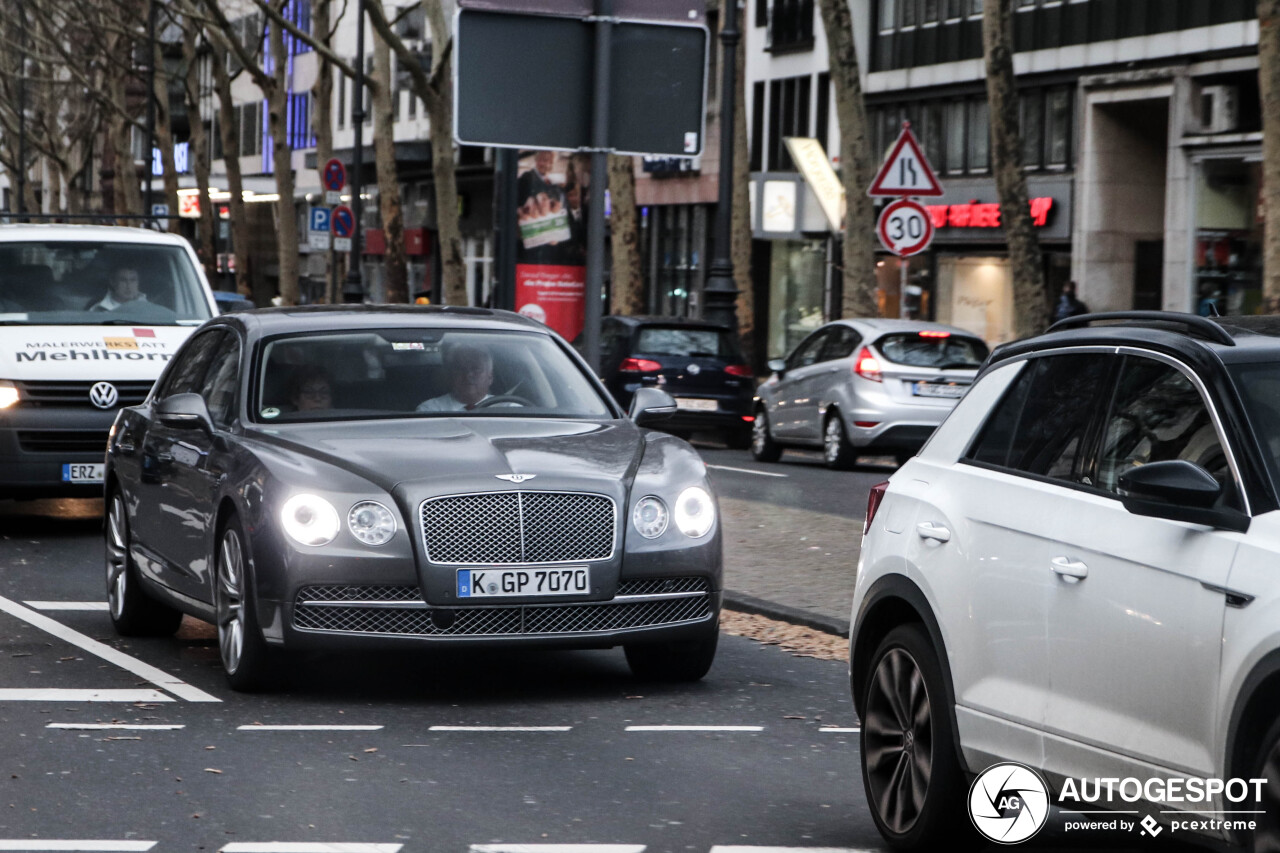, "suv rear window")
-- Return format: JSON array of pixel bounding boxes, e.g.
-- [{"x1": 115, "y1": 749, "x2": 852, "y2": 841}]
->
[
  {"x1": 635, "y1": 326, "x2": 740, "y2": 359},
  {"x1": 875, "y1": 332, "x2": 988, "y2": 369}
]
